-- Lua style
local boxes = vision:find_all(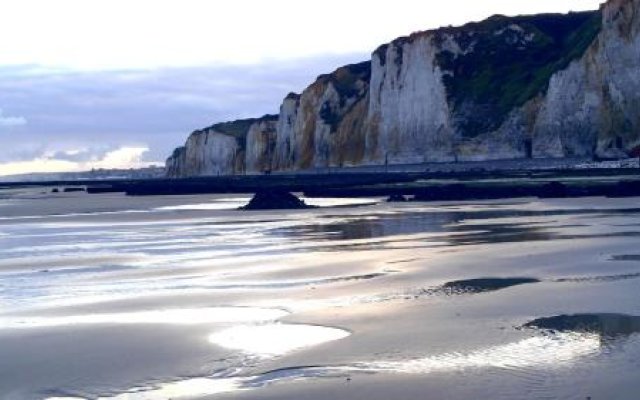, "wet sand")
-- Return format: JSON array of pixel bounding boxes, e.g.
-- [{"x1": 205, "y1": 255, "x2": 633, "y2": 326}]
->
[{"x1": 0, "y1": 190, "x2": 639, "y2": 399}]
